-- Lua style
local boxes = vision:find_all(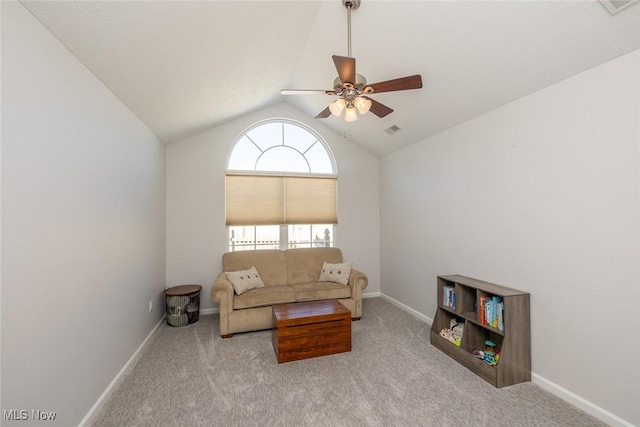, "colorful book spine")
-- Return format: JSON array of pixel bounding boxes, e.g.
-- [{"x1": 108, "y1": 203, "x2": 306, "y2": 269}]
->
[
  {"x1": 497, "y1": 301, "x2": 504, "y2": 331},
  {"x1": 484, "y1": 298, "x2": 493, "y2": 326},
  {"x1": 479, "y1": 296, "x2": 487, "y2": 324},
  {"x1": 443, "y1": 286, "x2": 453, "y2": 307},
  {"x1": 442, "y1": 286, "x2": 457, "y2": 310},
  {"x1": 491, "y1": 296, "x2": 502, "y2": 328}
]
